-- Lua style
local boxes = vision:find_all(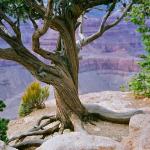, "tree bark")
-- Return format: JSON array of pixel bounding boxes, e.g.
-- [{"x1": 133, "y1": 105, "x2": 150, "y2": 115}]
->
[
  {"x1": 50, "y1": 17, "x2": 90, "y2": 129},
  {"x1": 53, "y1": 66, "x2": 88, "y2": 129}
]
